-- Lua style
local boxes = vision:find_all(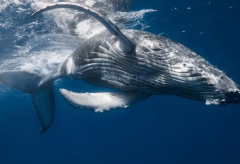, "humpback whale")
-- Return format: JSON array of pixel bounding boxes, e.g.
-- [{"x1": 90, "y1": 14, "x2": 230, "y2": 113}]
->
[{"x1": 0, "y1": 2, "x2": 239, "y2": 133}]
